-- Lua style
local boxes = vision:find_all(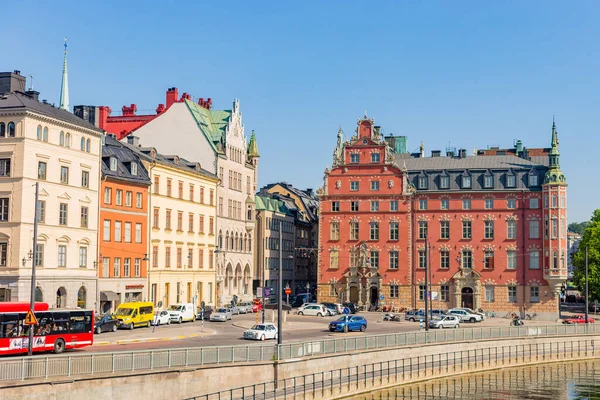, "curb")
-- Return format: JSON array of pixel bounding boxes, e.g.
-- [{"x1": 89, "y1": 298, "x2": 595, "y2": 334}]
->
[{"x1": 93, "y1": 331, "x2": 215, "y2": 346}]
